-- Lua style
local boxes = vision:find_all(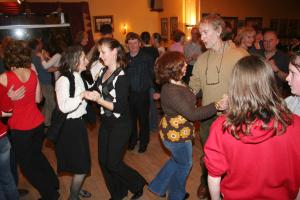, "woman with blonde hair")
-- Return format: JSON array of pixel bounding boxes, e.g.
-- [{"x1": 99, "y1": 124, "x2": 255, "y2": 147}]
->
[
  {"x1": 204, "y1": 55, "x2": 300, "y2": 200},
  {"x1": 234, "y1": 26, "x2": 256, "y2": 53}
]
